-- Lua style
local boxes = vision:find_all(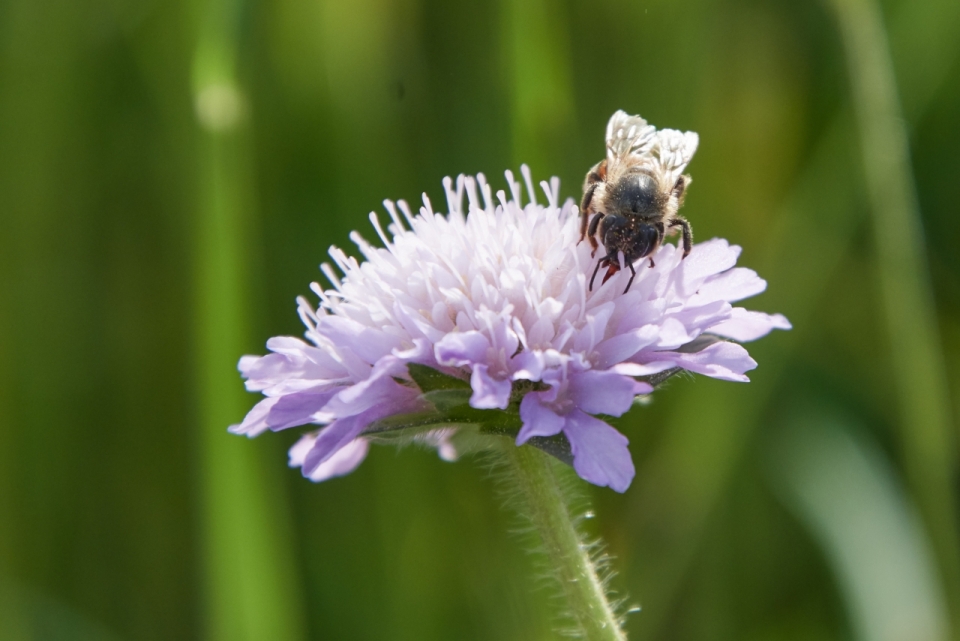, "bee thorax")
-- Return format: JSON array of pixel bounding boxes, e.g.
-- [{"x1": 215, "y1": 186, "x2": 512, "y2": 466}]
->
[{"x1": 605, "y1": 173, "x2": 660, "y2": 217}]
